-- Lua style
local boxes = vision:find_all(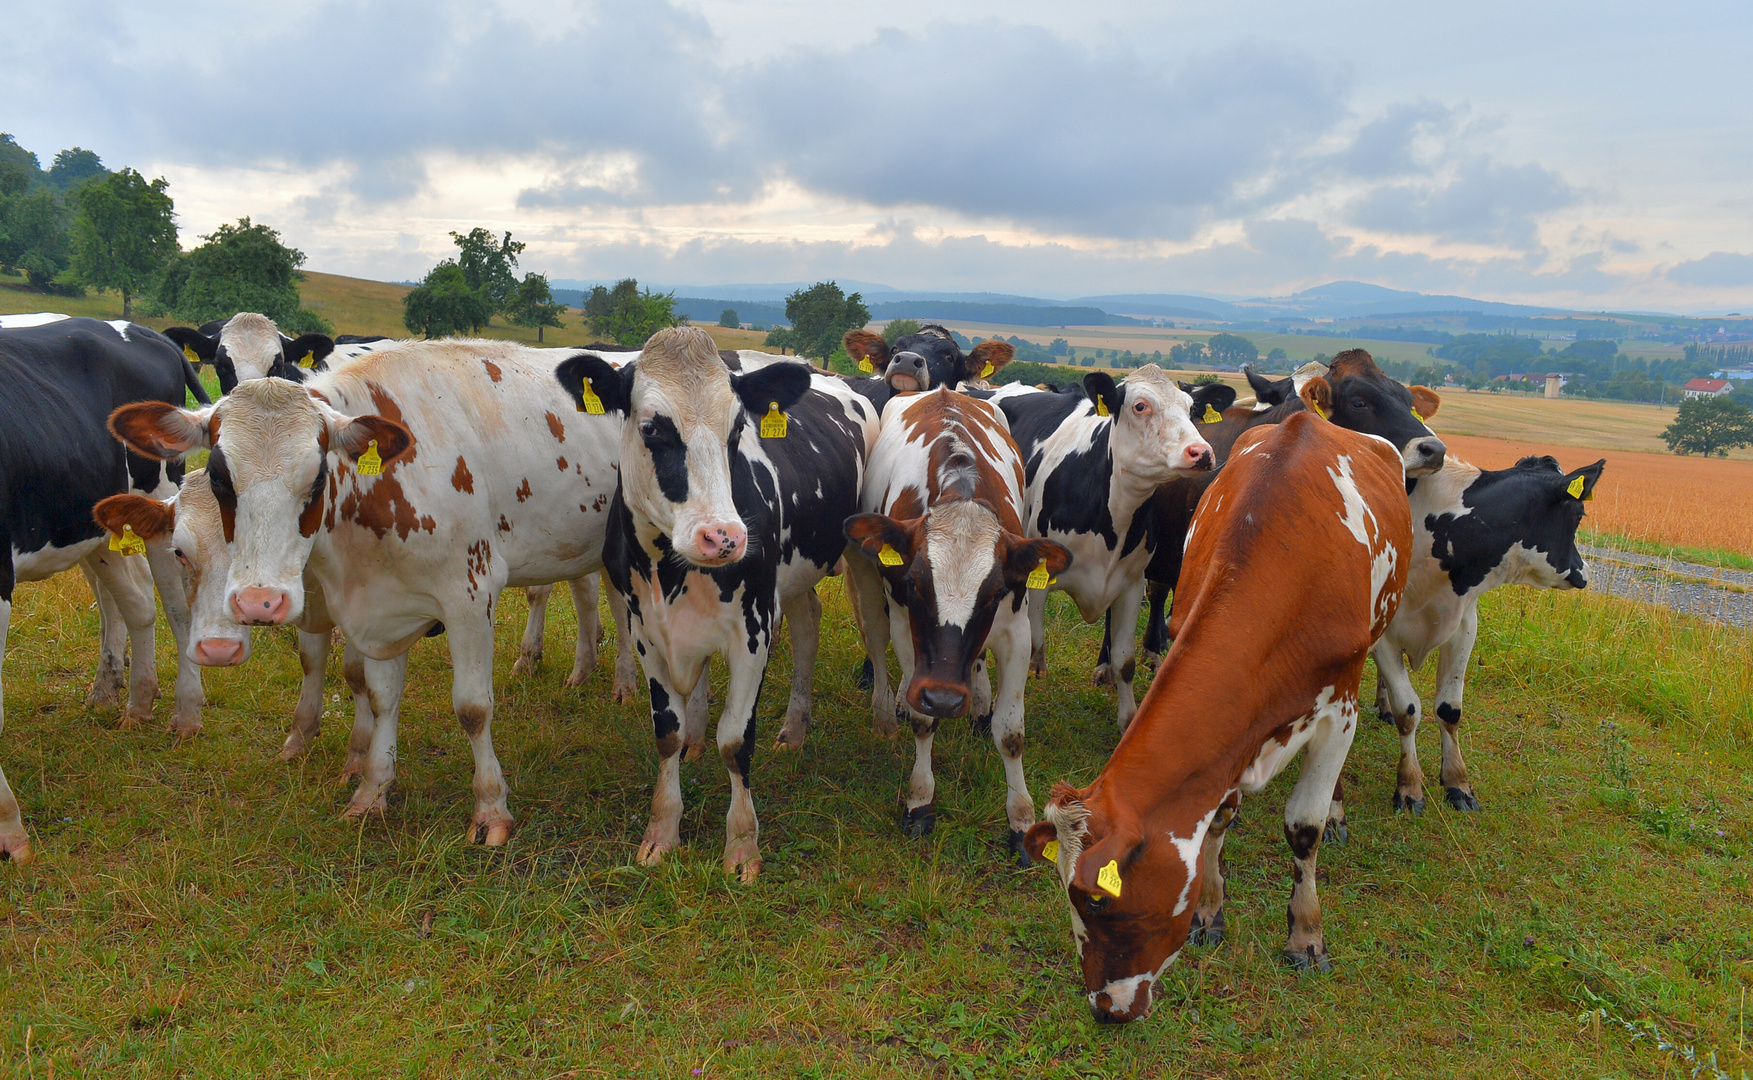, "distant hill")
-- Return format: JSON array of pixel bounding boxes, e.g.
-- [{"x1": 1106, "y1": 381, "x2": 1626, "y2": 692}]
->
[{"x1": 866, "y1": 301, "x2": 1139, "y2": 327}]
